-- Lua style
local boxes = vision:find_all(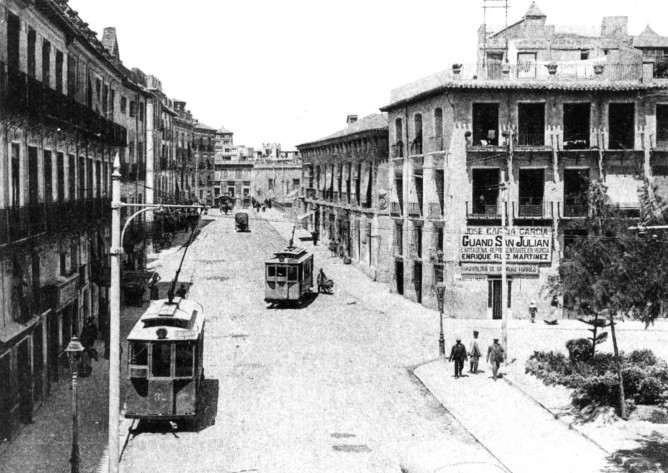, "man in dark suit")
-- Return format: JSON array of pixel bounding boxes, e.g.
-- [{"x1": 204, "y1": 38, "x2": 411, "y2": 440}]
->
[{"x1": 449, "y1": 338, "x2": 468, "y2": 378}]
